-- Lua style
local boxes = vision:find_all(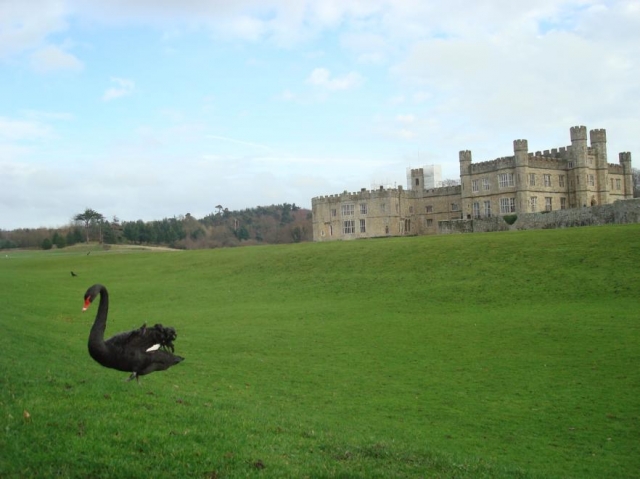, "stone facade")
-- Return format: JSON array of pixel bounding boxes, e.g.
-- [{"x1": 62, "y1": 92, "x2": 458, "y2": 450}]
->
[{"x1": 312, "y1": 126, "x2": 634, "y2": 241}]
